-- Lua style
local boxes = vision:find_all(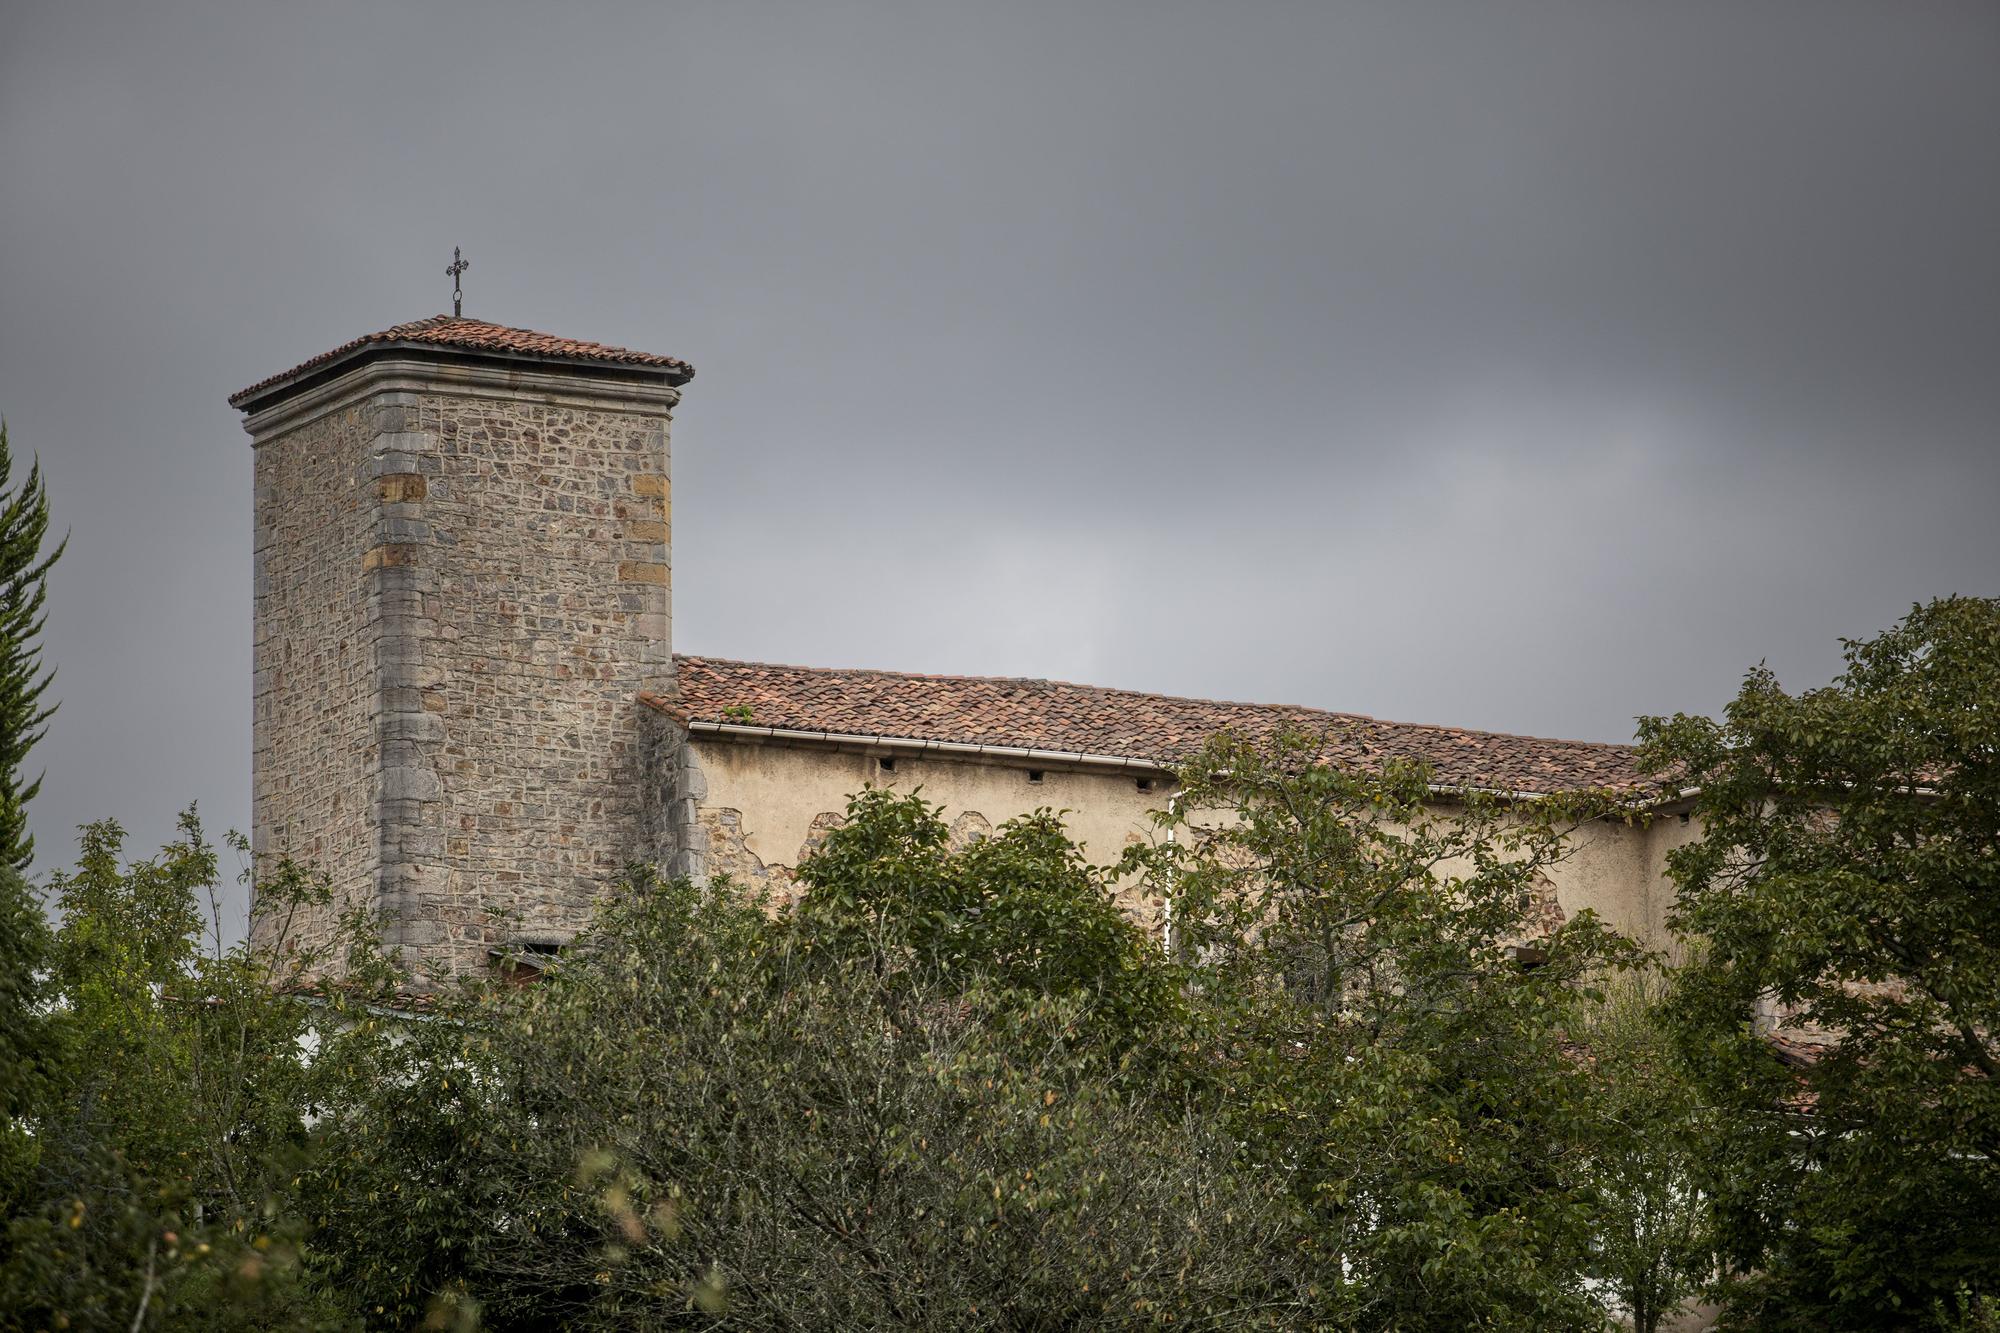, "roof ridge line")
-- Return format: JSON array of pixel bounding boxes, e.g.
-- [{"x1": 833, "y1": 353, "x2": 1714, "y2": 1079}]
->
[
  {"x1": 674, "y1": 653, "x2": 1377, "y2": 720},
  {"x1": 669, "y1": 652, "x2": 1637, "y2": 753}
]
